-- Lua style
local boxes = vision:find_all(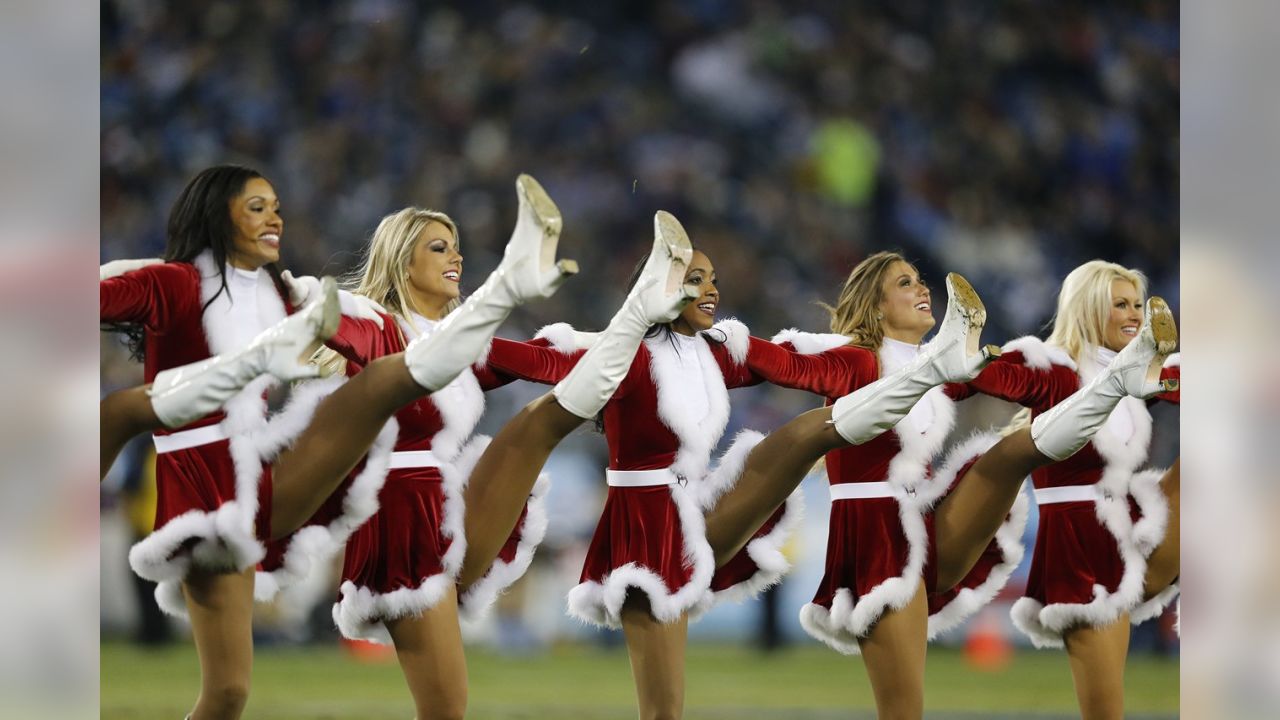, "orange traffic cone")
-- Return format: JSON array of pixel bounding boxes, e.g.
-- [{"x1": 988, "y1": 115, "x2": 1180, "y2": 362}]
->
[
  {"x1": 341, "y1": 636, "x2": 396, "y2": 663},
  {"x1": 964, "y1": 606, "x2": 1013, "y2": 671}
]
